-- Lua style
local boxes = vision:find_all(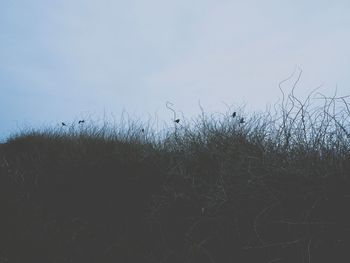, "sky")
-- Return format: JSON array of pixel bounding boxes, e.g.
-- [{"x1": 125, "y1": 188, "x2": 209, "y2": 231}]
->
[{"x1": 1, "y1": 0, "x2": 350, "y2": 139}]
